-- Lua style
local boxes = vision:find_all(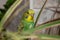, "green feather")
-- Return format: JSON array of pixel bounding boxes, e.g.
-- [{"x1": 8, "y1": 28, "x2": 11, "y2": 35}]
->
[{"x1": 22, "y1": 20, "x2": 34, "y2": 31}]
